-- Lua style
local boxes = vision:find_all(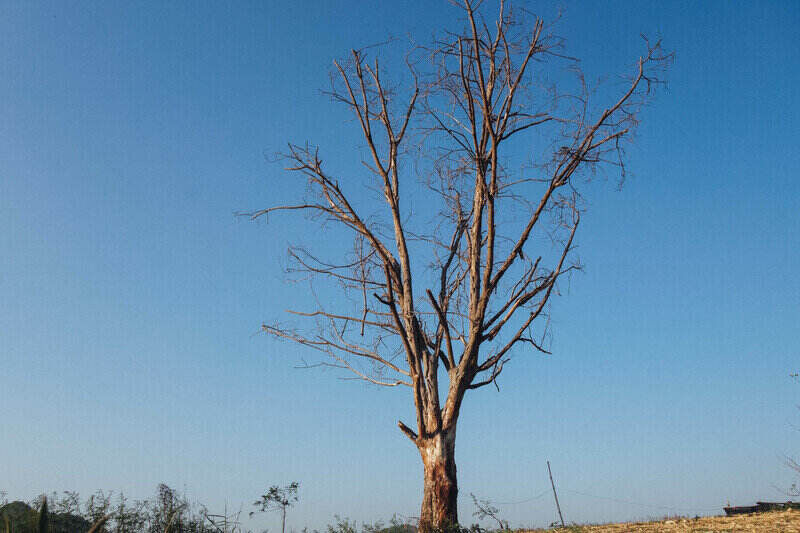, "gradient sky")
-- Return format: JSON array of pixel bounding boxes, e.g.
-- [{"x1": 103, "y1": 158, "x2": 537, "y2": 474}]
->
[{"x1": 2, "y1": 1, "x2": 799, "y2": 531}]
